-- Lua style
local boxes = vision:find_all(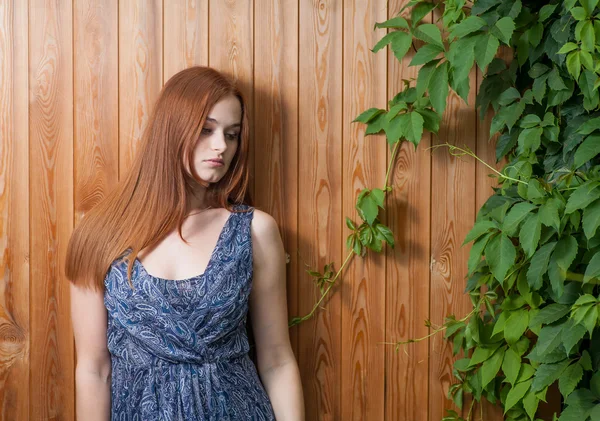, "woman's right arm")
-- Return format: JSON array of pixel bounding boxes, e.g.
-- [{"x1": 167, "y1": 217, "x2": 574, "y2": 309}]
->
[{"x1": 70, "y1": 283, "x2": 111, "y2": 420}]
